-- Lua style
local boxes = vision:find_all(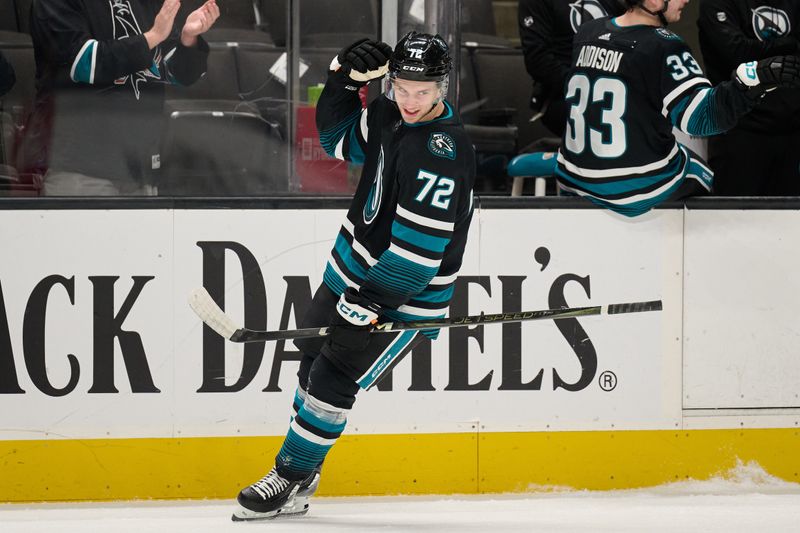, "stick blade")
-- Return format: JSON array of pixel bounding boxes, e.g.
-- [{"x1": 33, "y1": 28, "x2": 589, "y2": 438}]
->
[{"x1": 188, "y1": 287, "x2": 239, "y2": 340}]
